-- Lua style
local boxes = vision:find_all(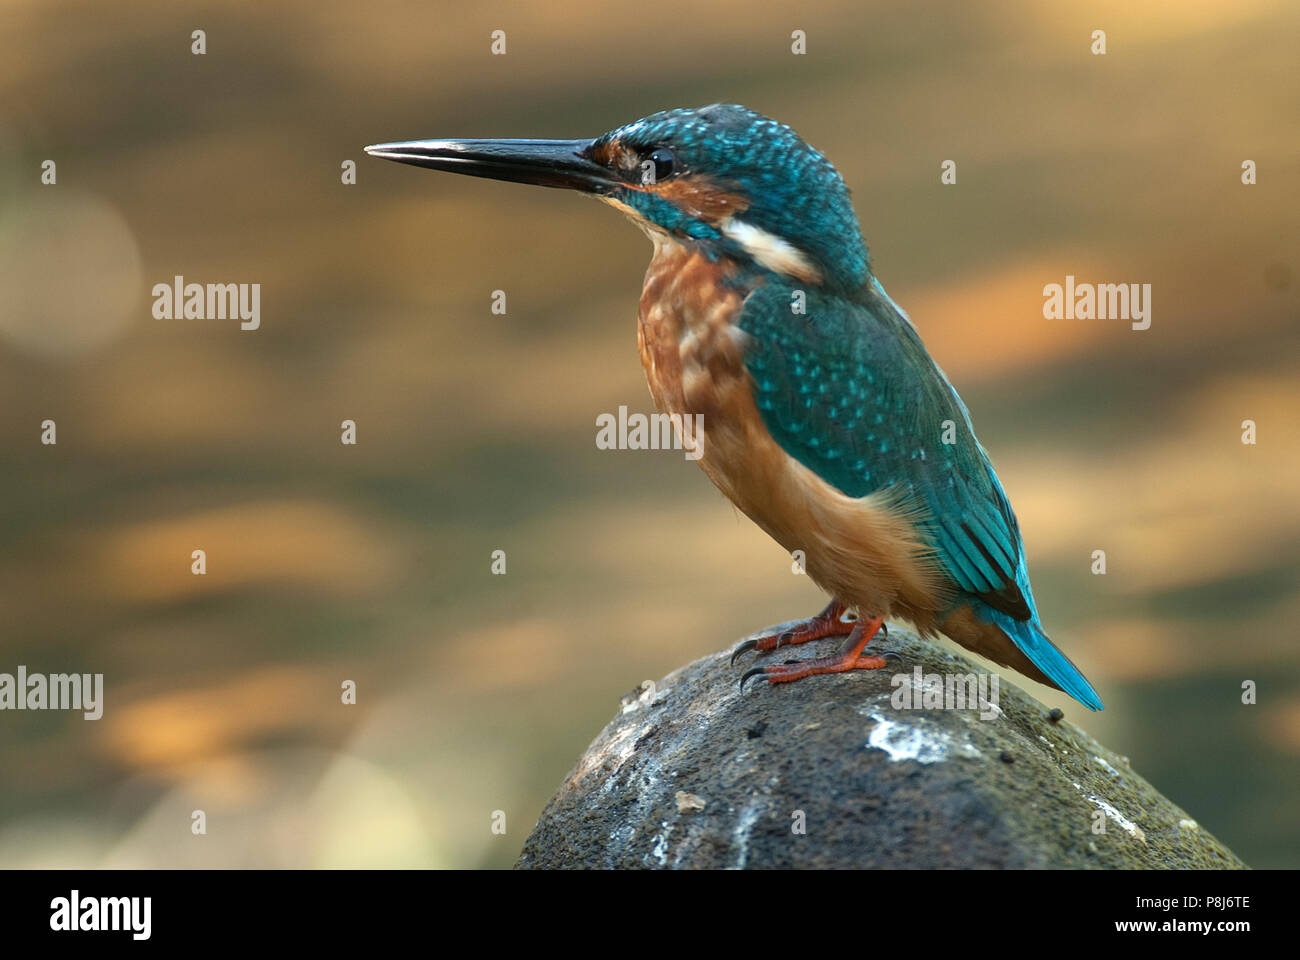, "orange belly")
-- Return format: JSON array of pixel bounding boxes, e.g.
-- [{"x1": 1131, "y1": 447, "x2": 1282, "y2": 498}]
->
[{"x1": 634, "y1": 238, "x2": 948, "y2": 629}]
